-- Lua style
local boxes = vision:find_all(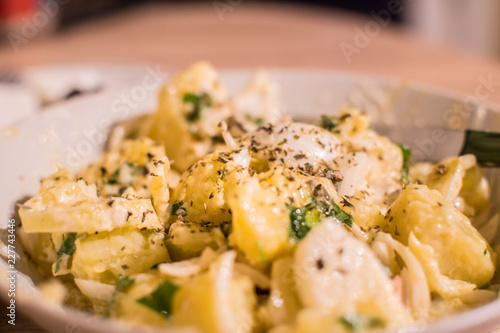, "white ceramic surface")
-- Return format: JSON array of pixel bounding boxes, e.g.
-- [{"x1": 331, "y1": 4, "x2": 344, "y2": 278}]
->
[{"x1": 1, "y1": 69, "x2": 500, "y2": 333}]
